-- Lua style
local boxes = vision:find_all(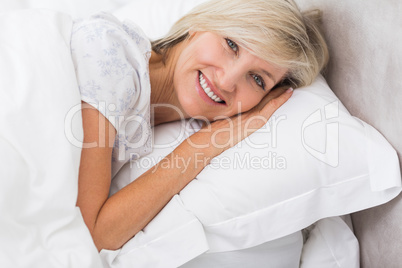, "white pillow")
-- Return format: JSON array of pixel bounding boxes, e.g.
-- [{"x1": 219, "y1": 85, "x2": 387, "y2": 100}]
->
[
  {"x1": 102, "y1": 75, "x2": 401, "y2": 266},
  {"x1": 113, "y1": 0, "x2": 209, "y2": 40},
  {"x1": 100, "y1": 1, "x2": 402, "y2": 266},
  {"x1": 300, "y1": 216, "x2": 360, "y2": 267},
  {"x1": 180, "y1": 231, "x2": 303, "y2": 268}
]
